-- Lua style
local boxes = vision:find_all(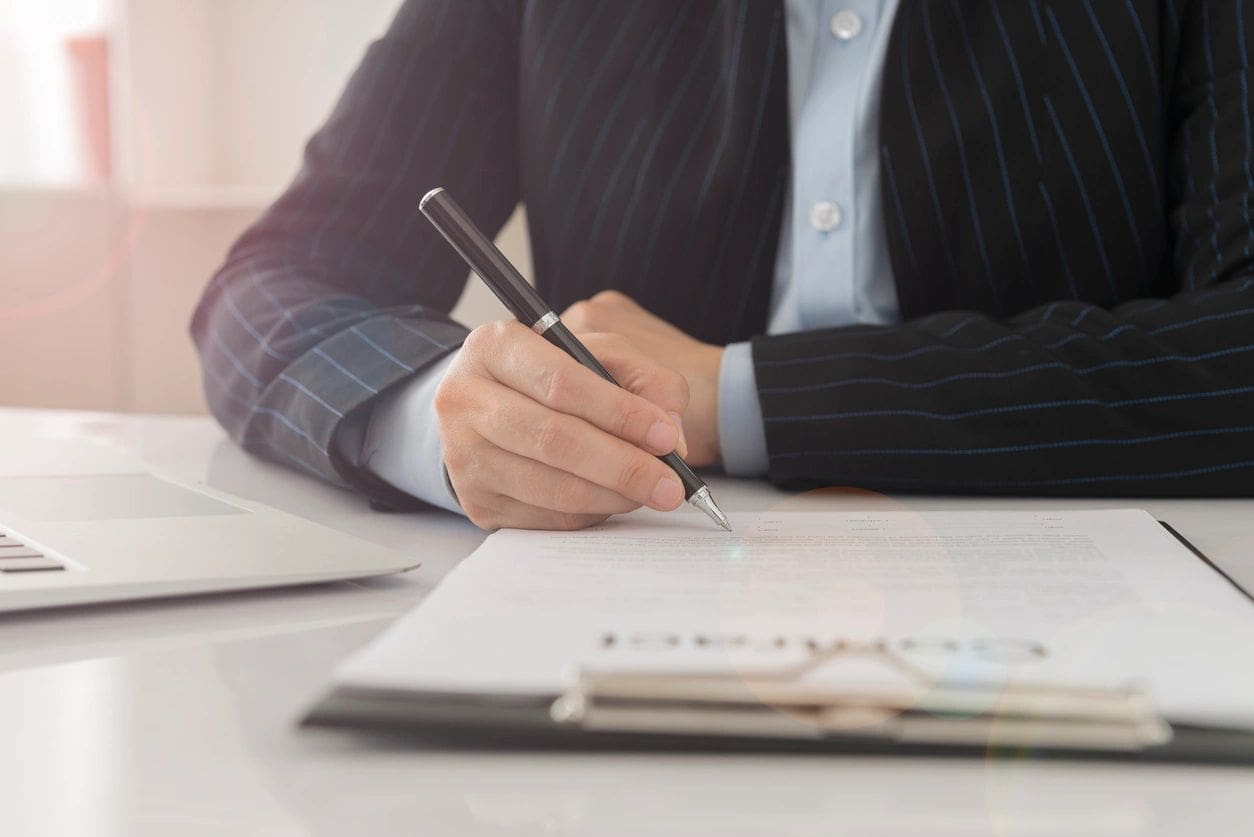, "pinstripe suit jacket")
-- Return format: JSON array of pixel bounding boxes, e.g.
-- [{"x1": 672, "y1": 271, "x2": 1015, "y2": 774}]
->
[{"x1": 192, "y1": 0, "x2": 1254, "y2": 506}]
